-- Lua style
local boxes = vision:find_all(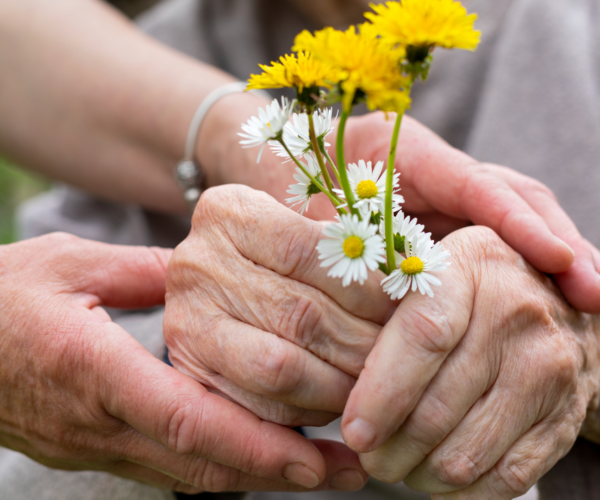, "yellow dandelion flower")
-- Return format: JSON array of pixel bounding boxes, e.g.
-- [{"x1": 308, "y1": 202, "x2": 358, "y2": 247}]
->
[
  {"x1": 246, "y1": 51, "x2": 342, "y2": 93},
  {"x1": 365, "y1": 0, "x2": 481, "y2": 52},
  {"x1": 293, "y1": 26, "x2": 411, "y2": 113},
  {"x1": 361, "y1": 85, "x2": 411, "y2": 113},
  {"x1": 294, "y1": 26, "x2": 400, "y2": 79}
]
